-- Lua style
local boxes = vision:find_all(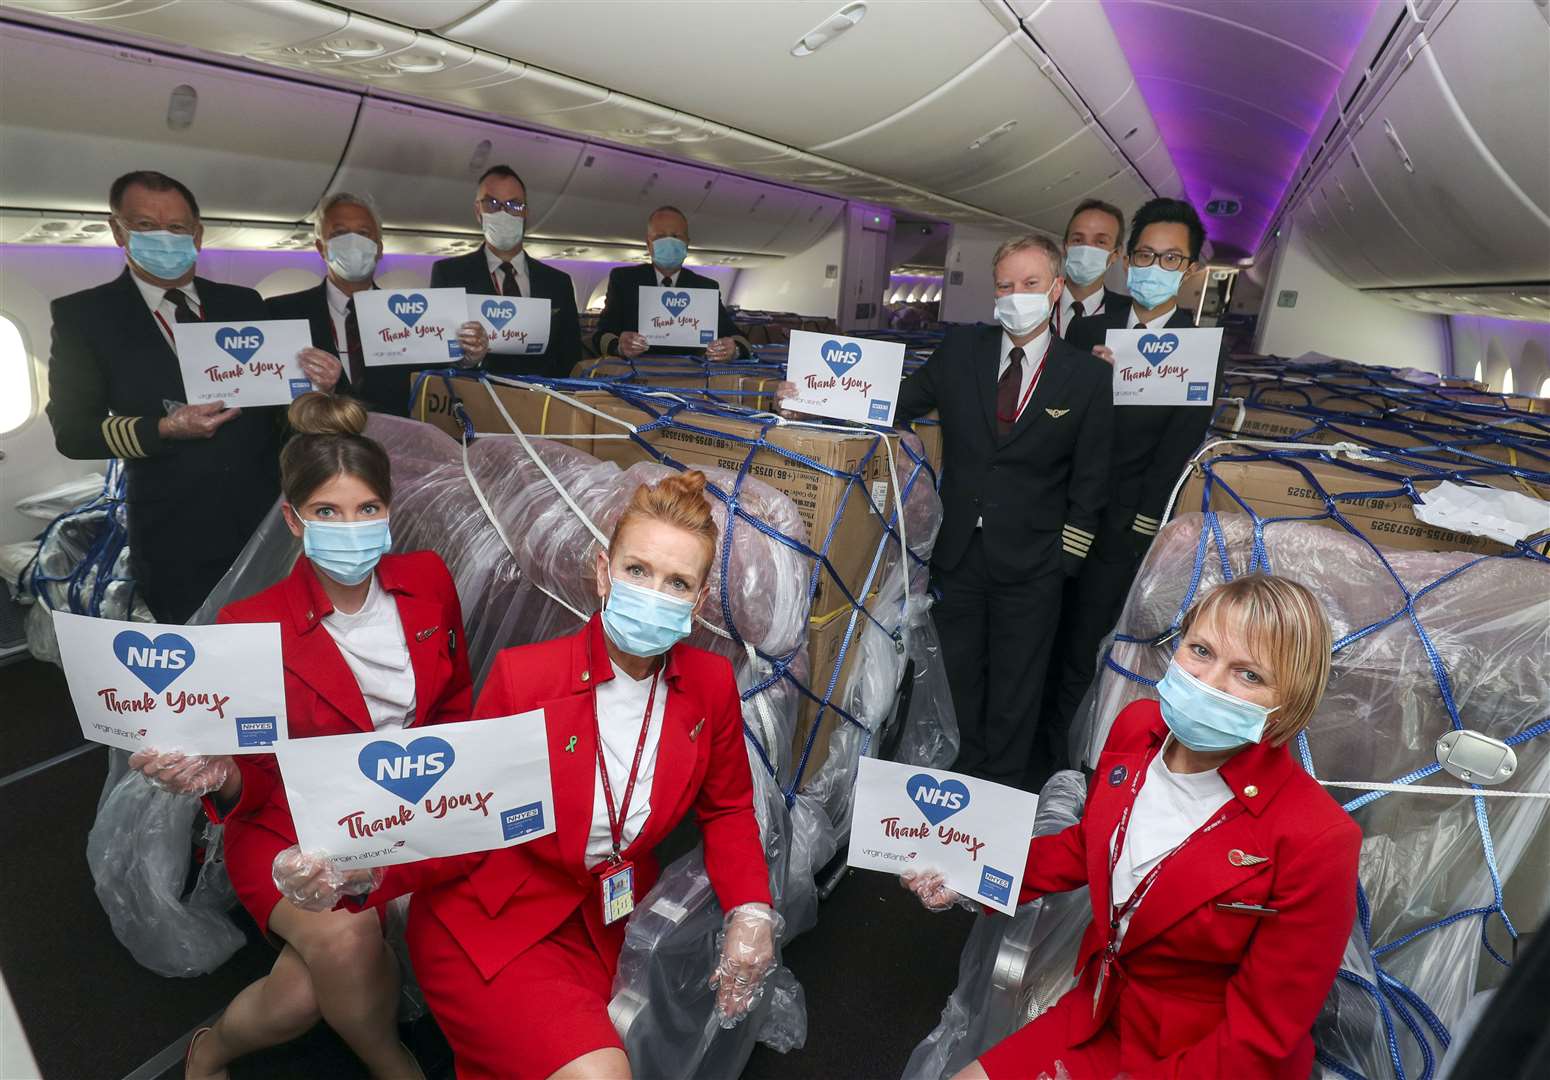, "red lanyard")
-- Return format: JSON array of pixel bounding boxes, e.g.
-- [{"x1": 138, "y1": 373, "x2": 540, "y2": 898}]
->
[
  {"x1": 1000, "y1": 338, "x2": 1052, "y2": 425},
  {"x1": 594, "y1": 669, "x2": 660, "y2": 863}
]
